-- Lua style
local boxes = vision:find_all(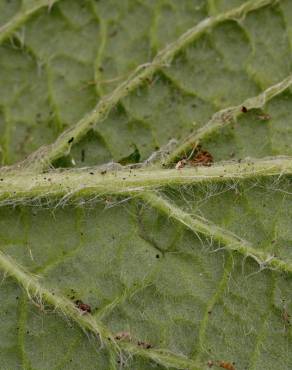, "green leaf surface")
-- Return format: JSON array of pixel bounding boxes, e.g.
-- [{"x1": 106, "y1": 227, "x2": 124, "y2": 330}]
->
[{"x1": 0, "y1": 1, "x2": 292, "y2": 369}]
